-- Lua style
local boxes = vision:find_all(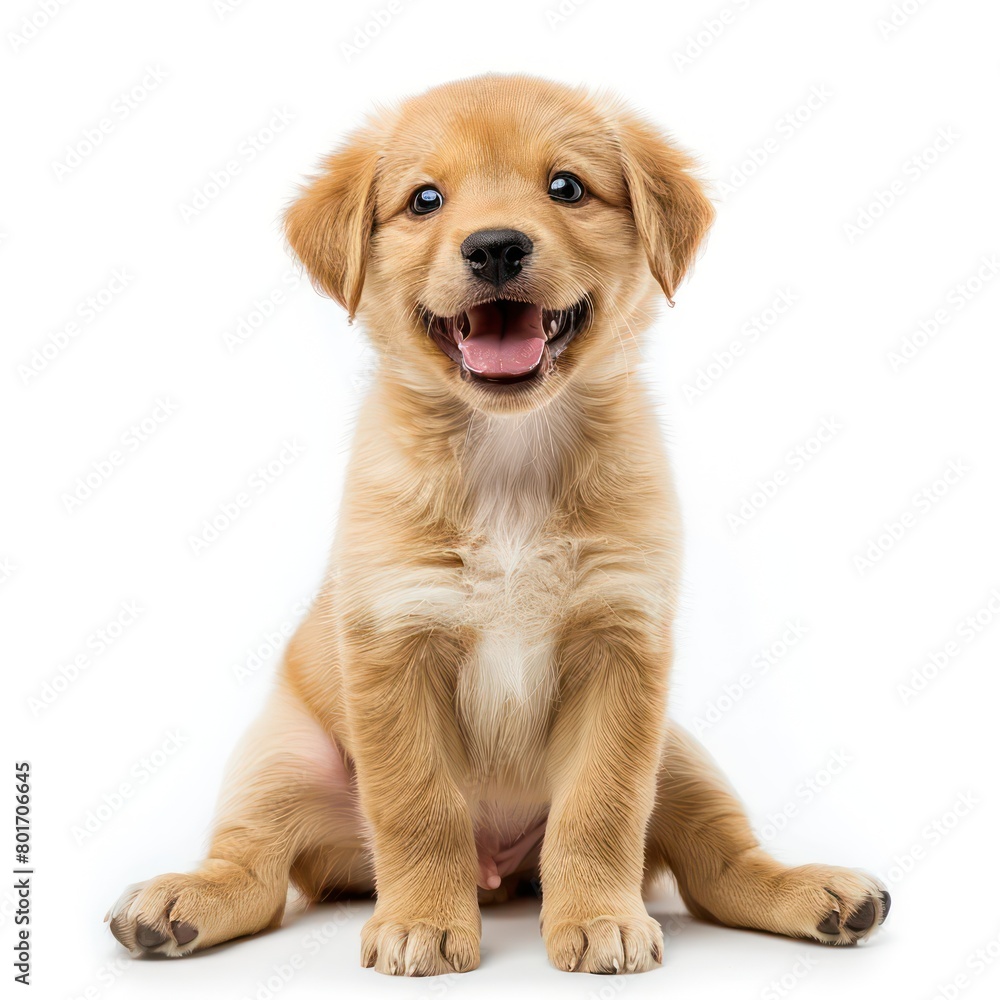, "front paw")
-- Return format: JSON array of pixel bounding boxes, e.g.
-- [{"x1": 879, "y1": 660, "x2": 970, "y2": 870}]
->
[
  {"x1": 361, "y1": 911, "x2": 480, "y2": 976},
  {"x1": 105, "y1": 862, "x2": 283, "y2": 957},
  {"x1": 542, "y1": 909, "x2": 663, "y2": 974}
]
